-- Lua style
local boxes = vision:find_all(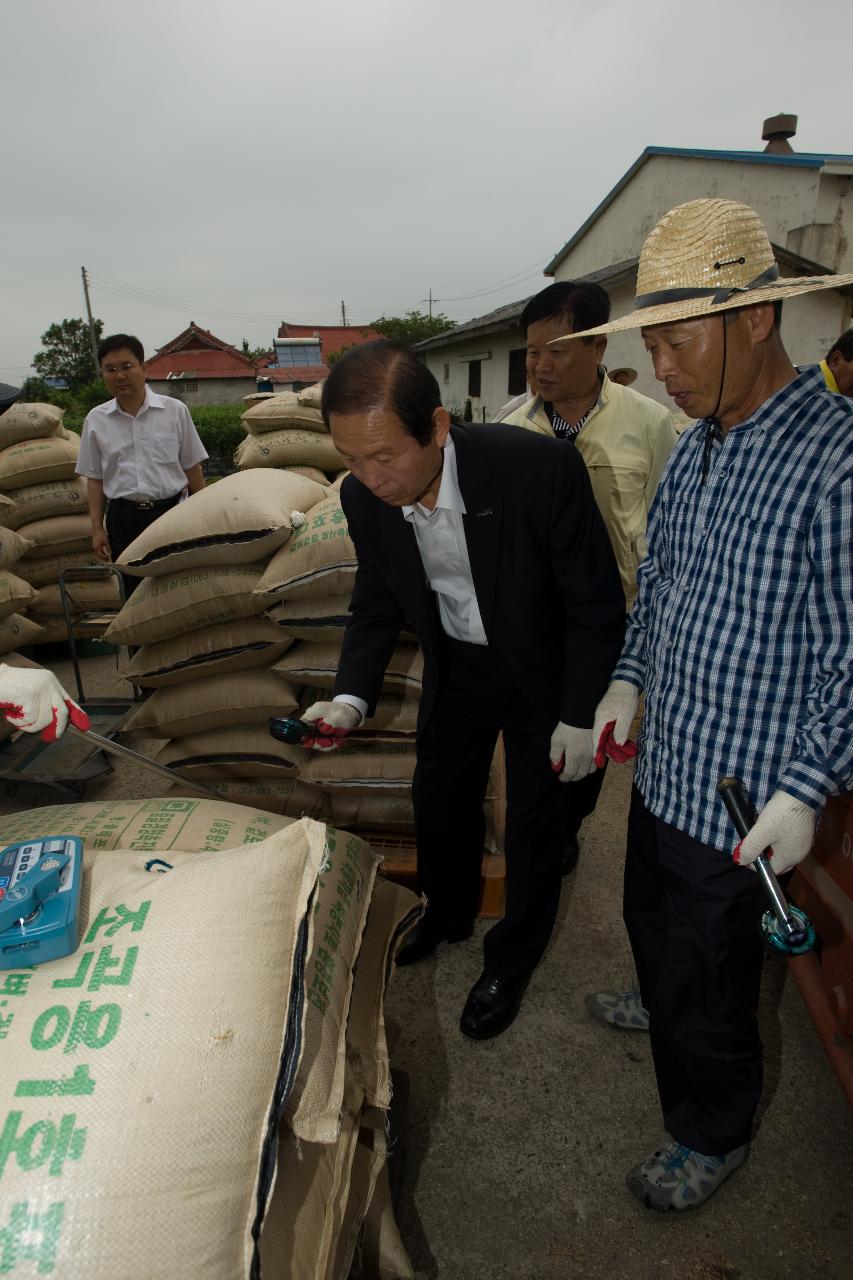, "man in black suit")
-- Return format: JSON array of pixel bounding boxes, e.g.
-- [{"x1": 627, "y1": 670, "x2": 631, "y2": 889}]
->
[{"x1": 302, "y1": 341, "x2": 625, "y2": 1039}]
